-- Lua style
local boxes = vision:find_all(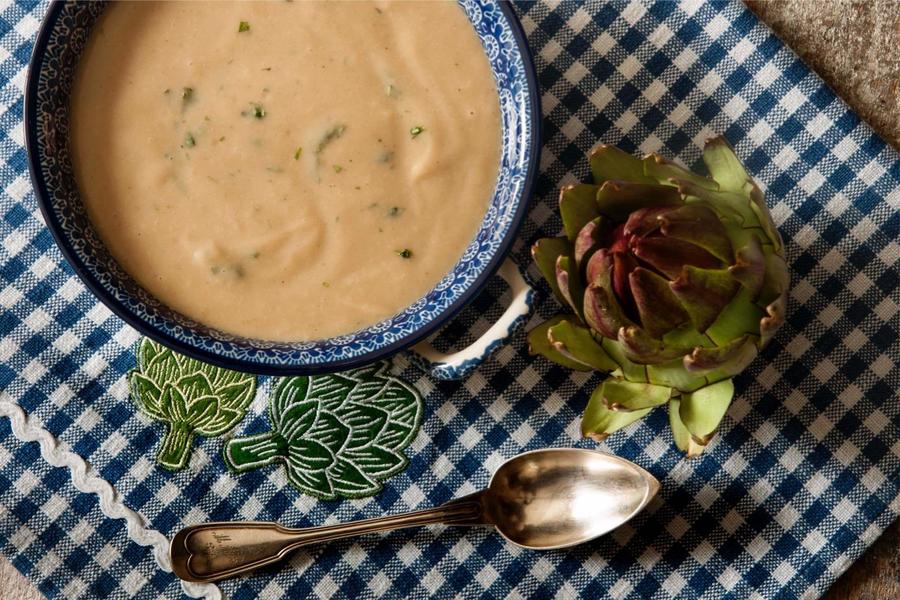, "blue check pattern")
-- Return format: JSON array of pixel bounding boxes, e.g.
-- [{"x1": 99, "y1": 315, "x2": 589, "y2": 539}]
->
[{"x1": 1, "y1": 0, "x2": 898, "y2": 598}]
